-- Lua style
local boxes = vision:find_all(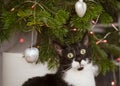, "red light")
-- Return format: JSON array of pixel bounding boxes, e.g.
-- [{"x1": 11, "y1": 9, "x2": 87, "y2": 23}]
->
[
  {"x1": 117, "y1": 57, "x2": 120, "y2": 61},
  {"x1": 19, "y1": 38, "x2": 24, "y2": 43},
  {"x1": 111, "y1": 81, "x2": 115, "y2": 86}
]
